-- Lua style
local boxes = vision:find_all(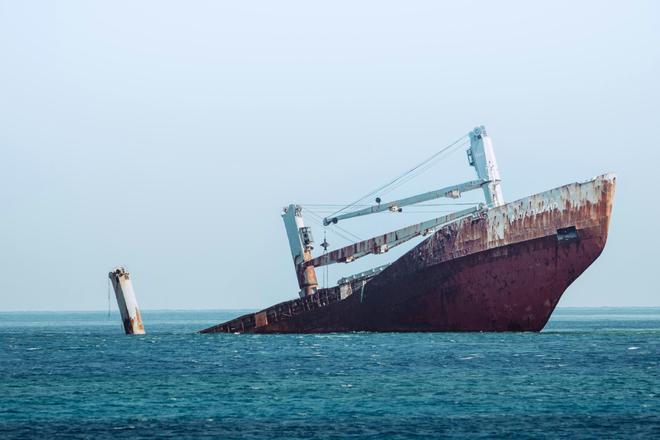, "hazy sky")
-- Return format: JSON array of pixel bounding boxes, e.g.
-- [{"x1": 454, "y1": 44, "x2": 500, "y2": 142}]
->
[{"x1": 1, "y1": 1, "x2": 659, "y2": 311}]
